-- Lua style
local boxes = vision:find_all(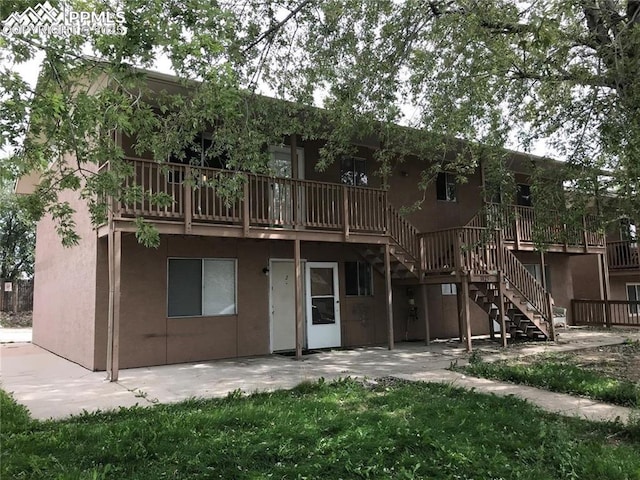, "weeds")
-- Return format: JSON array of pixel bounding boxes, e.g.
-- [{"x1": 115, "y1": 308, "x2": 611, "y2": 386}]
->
[{"x1": 2, "y1": 380, "x2": 639, "y2": 479}]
